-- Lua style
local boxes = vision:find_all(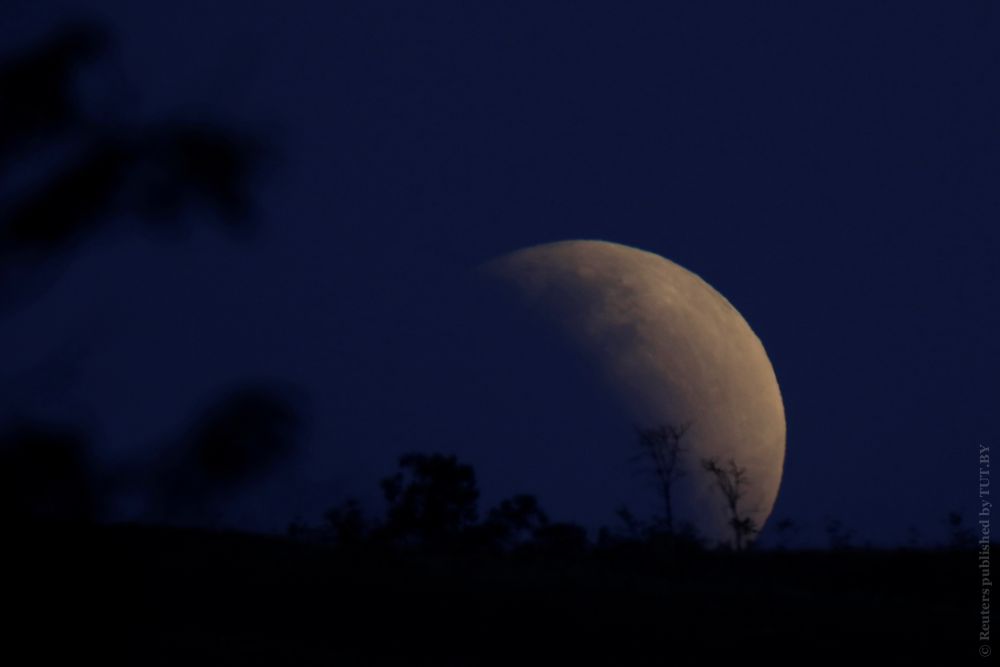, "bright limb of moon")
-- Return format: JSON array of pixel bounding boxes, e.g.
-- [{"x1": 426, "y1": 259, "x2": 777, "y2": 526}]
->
[{"x1": 484, "y1": 240, "x2": 786, "y2": 543}]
